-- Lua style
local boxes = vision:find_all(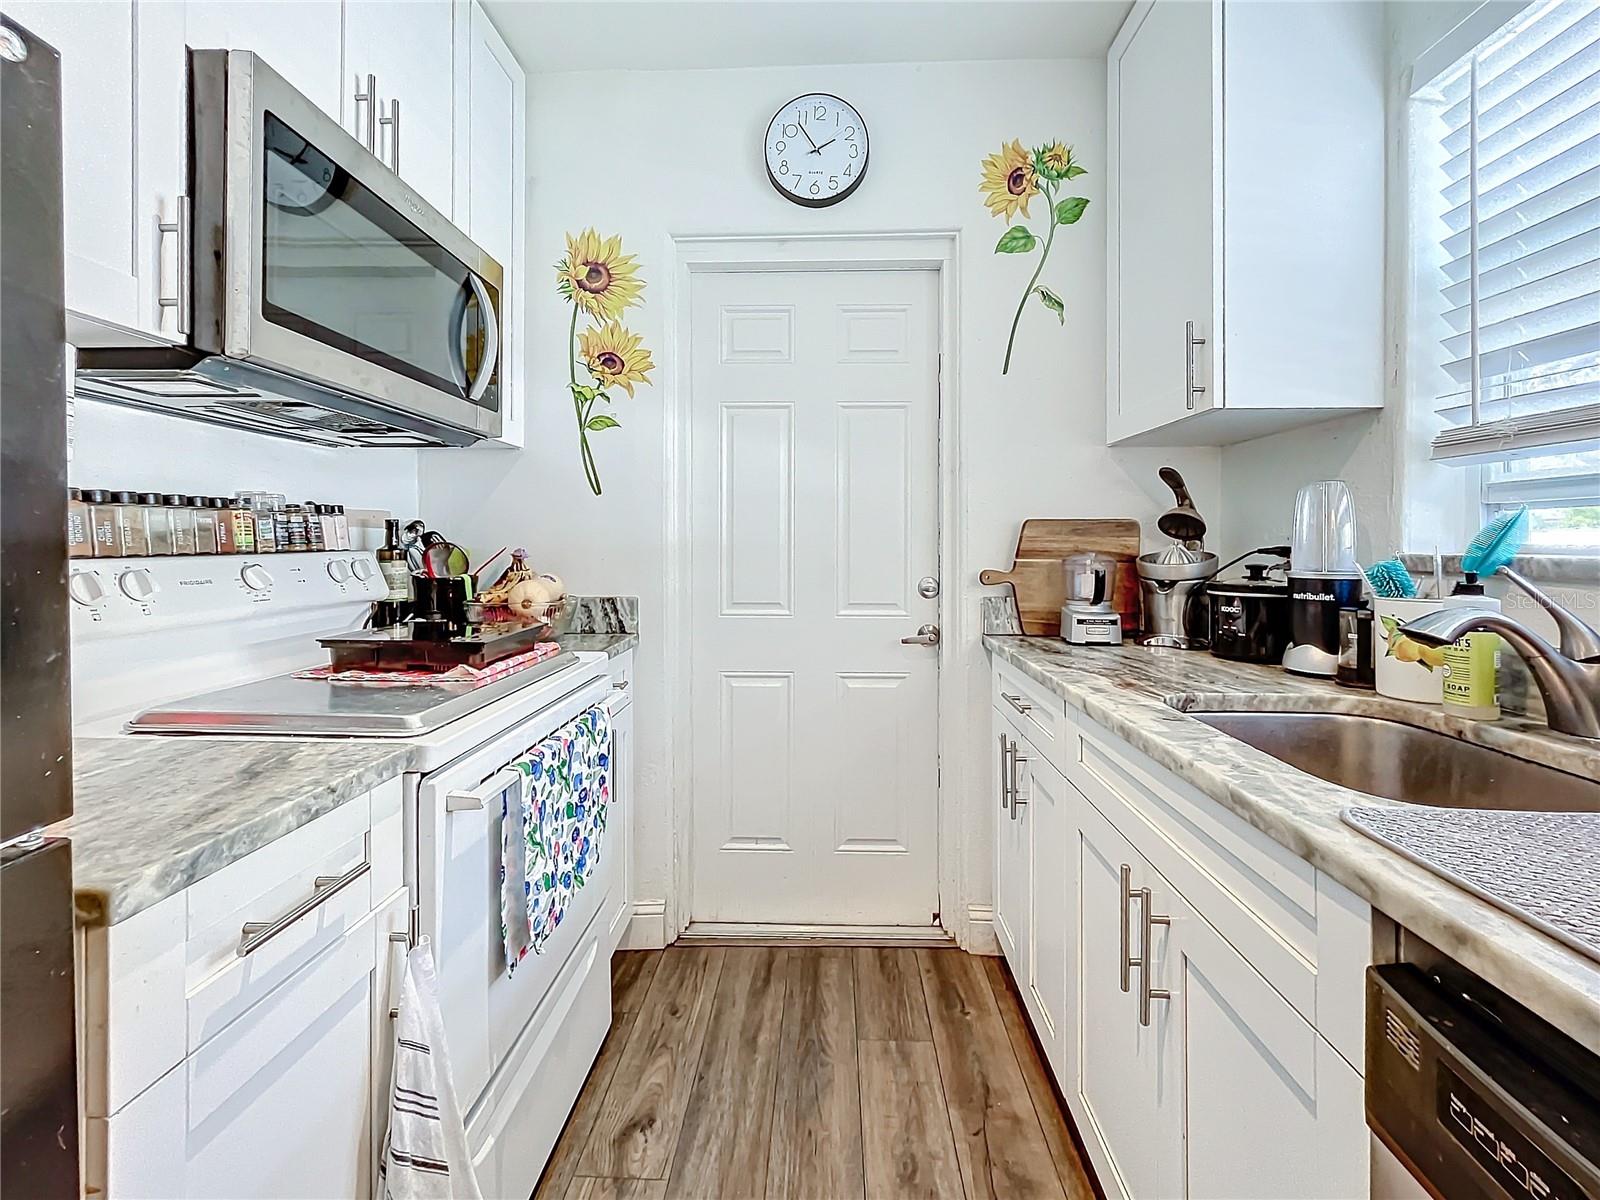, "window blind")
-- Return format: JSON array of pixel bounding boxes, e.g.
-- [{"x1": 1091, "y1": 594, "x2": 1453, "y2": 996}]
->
[{"x1": 1428, "y1": 0, "x2": 1600, "y2": 464}]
